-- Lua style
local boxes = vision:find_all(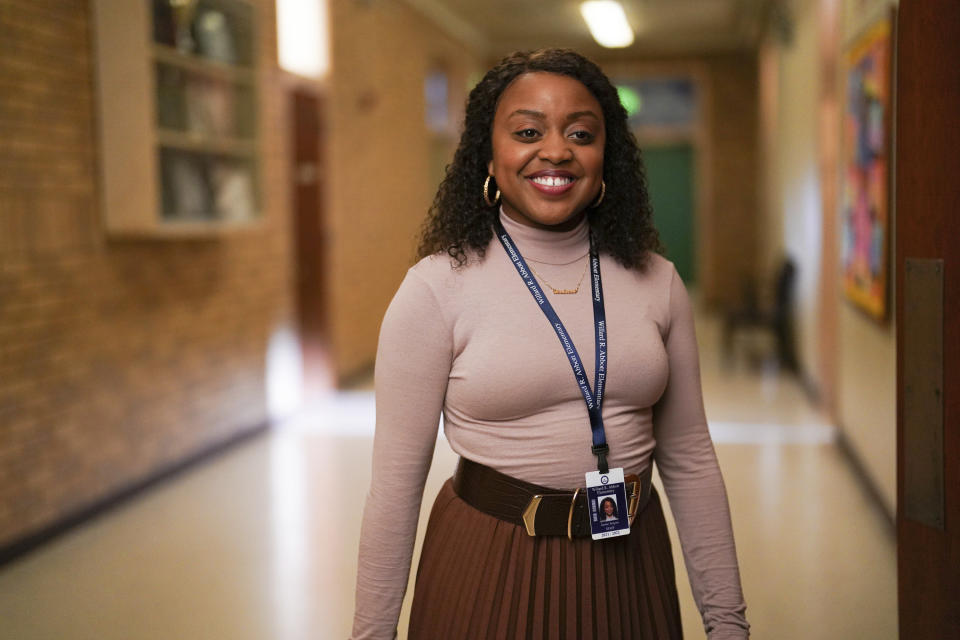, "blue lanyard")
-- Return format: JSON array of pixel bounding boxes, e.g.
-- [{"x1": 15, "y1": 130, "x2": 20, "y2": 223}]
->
[{"x1": 494, "y1": 218, "x2": 611, "y2": 473}]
